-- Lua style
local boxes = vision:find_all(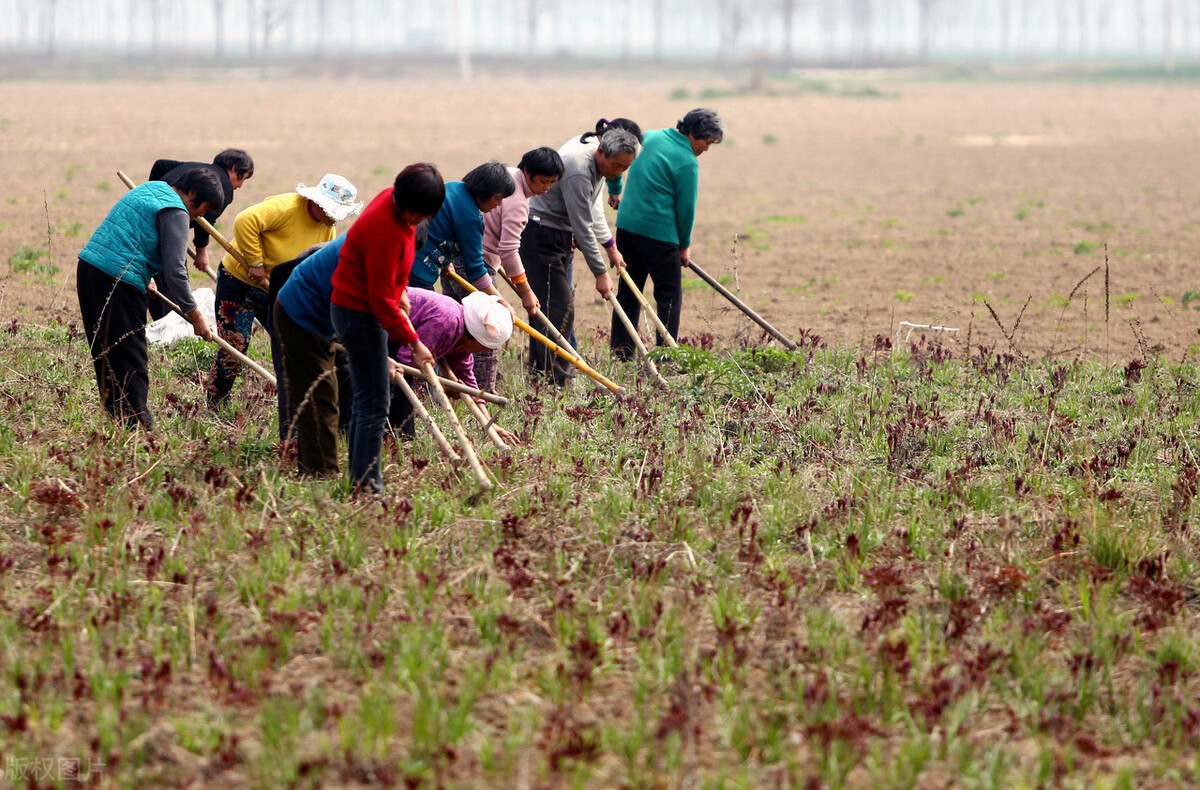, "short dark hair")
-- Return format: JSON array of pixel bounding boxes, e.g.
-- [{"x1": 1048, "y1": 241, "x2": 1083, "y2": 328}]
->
[
  {"x1": 172, "y1": 167, "x2": 224, "y2": 208},
  {"x1": 392, "y1": 162, "x2": 445, "y2": 218},
  {"x1": 212, "y1": 148, "x2": 254, "y2": 179},
  {"x1": 517, "y1": 147, "x2": 564, "y2": 179},
  {"x1": 462, "y1": 161, "x2": 516, "y2": 205},
  {"x1": 581, "y1": 117, "x2": 643, "y2": 145},
  {"x1": 676, "y1": 108, "x2": 725, "y2": 144}
]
